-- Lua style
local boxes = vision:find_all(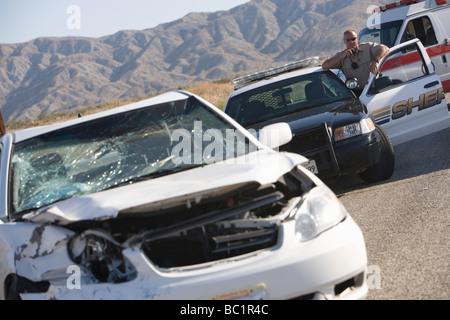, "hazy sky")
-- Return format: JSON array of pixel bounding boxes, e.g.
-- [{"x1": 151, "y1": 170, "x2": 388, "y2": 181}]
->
[{"x1": 0, "y1": 0, "x2": 250, "y2": 44}]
